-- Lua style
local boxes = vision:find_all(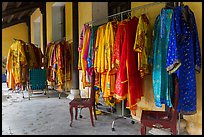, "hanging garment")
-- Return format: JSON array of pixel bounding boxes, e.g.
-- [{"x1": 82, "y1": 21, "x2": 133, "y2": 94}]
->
[
  {"x1": 51, "y1": 43, "x2": 58, "y2": 82},
  {"x1": 150, "y1": 9, "x2": 174, "y2": 108},
  {"x1": 119, "y1": 16, "x2": 143, "y2": 112},
  {"x1": 102, "y1": 21, "x2": 117, "y2": 100},
  {"x1": 44, "y1": 42, "x2": 55, "y2": 82},
  {"x1": 80, "y1": 25, "x2": 91, "y2": 88},
  {"x1": 94, "y1": 24, "x2": 106, "y2": 101},
  {"x1": 133, "y1": 14, "x2": 152, "y2": 78},
  {"x1": 36, "y1": 47, "x2": 43, "y2": 68},
  {"x1": 94, "y1": 24, "x2": 106, "y2": 74},
  {"x1": 64, "y1": 41, "x2": 72, "y2": 81},
  {"x1": 78, "y1": 24, "x2": 89, "y2": 70},
  {"x1": 21, "y1": 42, "x2": 29, "y2": 84},
  {"x1": 6, "y1": 40, "x2": 27, "y2": 90},
  {"x1": 87, "y1": 26, "x2": 98, "y2": 77},
  {"x1": 112, "y1": 19, "x2": 129, "y2": 100},
  {"x1": 82, "y1": 25, "x2": 92, "y2": 87},
  {"x1": 56, "y1": 41, "x2": 65, "y2": 89},
  {"x1": 166, "y1": 6, "x2": 201, "y2": 115},
  {"x1": 26, "y1": 43, "x2": 38, "y2": 69}
]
